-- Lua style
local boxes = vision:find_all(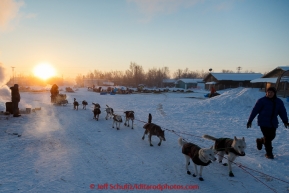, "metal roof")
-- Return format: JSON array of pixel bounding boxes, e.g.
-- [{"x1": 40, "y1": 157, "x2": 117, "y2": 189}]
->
[
  {"x1": 250, "y1": 78, "x2": 277, "y2": 83},
  {"x1": 176, "y1": 79, "x2": 204, "y2": 83},
  {"x1": 278, "y1": 66, "x2": 289, "y2": 71},
  {"x1": 210, "y1": 73, "x2": 263, "y2": 81},
  {"x1": 162, "y1": 79, "x2": 176, "y2": 83},
  {"x1": 205, "y1": 81, "x2": 217, "y2": 85}
]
